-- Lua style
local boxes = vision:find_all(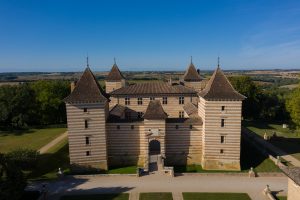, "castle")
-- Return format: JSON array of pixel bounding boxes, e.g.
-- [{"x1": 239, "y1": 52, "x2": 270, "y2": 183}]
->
[{"x1": 64, "y1": 60, "x2": 245, "y2": 171}]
